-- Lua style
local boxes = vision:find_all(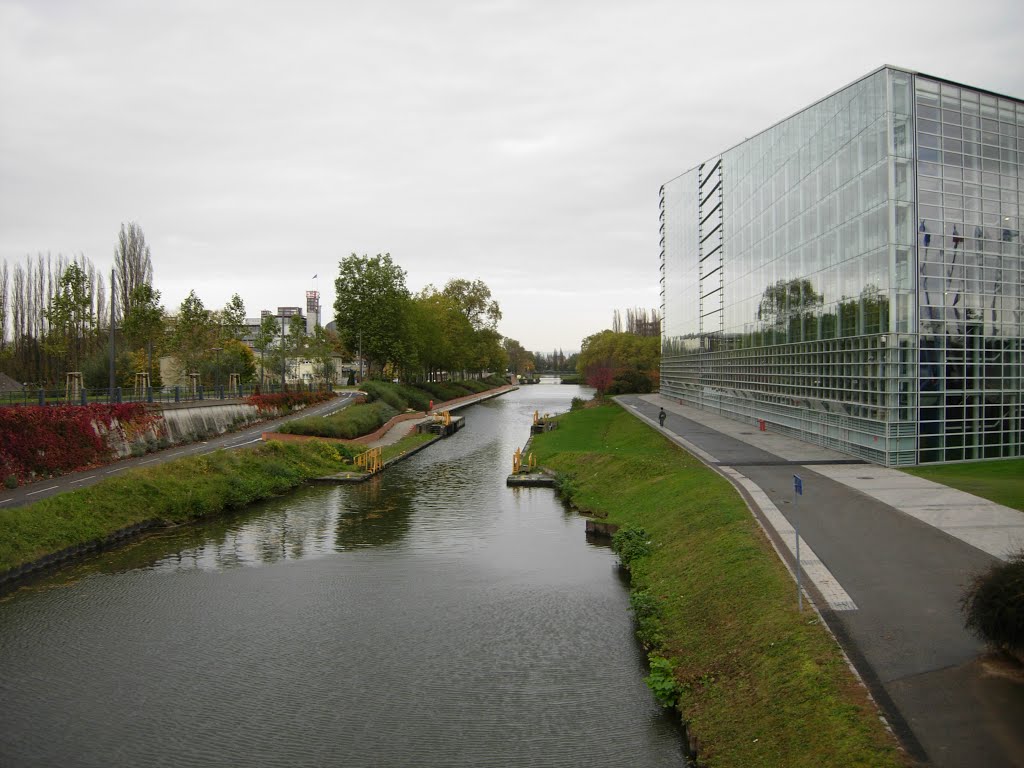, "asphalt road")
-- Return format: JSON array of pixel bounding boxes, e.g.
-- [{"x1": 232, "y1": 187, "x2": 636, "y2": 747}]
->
[
  {"x1": 619, "y1": 394, "x2": 1024, "y2": 768},
  {"x1": 0, "y1": 392, "x2": 359, "y2": 511}
]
